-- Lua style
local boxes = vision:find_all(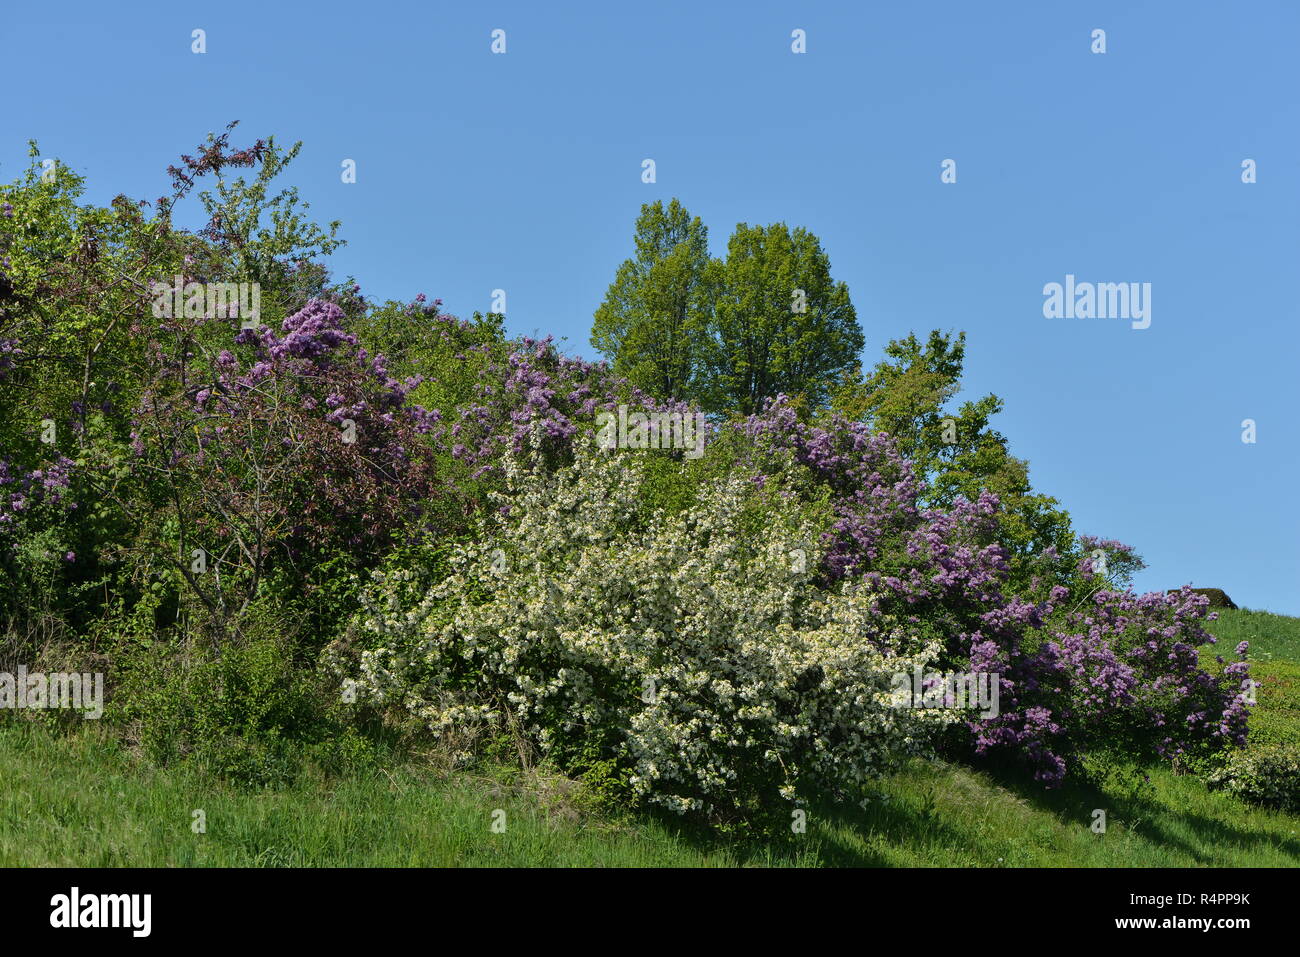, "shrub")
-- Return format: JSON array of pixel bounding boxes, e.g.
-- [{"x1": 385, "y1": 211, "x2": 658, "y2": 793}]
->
[
  {"x1": 118, "y1": 627, "x2": 322, "y2": 770},
  {"x1": 1208, "y1": 743, "x2": 1300, "y2": 811},
  {"x1": 350, "y1": 430, "x2": 956, "y2": 817},
  {"x1": 971, "y1": 586, "x2": 1251, "y2": 783}
]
